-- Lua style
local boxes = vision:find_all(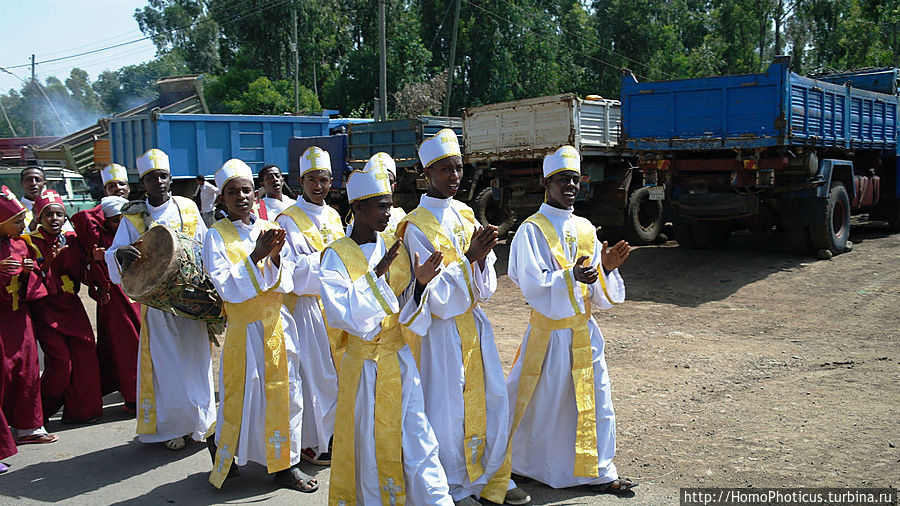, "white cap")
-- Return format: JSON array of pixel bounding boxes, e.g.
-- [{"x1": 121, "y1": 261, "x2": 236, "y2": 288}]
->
[
  {"x1": 101, "y1": 163, "x2": 128, "y2": 185},
  {"x1": 347, "y1": 153, "x2": 393, "y2": 203},
  {"x1": 299, "y1": 146, "x2": 331, "y2": 177},
  {"x1": 215, "y1": 159, "x2": 254, "y2": 191},
  {"x1": 542, "y1": 145, "x2": 581, "y2": 178},
  {"x1": 418, "y1": 128, "x2": 461, "y2": 168},
  {"x1": 136, "y1": 148, "x2": 170, "y2": 178},
  {"x1": 100, "y1": 196, "x2": 128, "y2": 217}
]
